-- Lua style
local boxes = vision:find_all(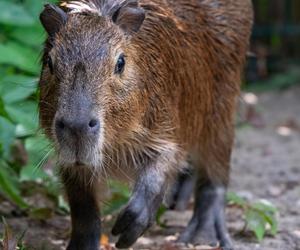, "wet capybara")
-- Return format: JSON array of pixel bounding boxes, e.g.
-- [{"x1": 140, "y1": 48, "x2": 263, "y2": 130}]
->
[{"x1": 39, "y1": 0, "x2": 253, "y2": 249}]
